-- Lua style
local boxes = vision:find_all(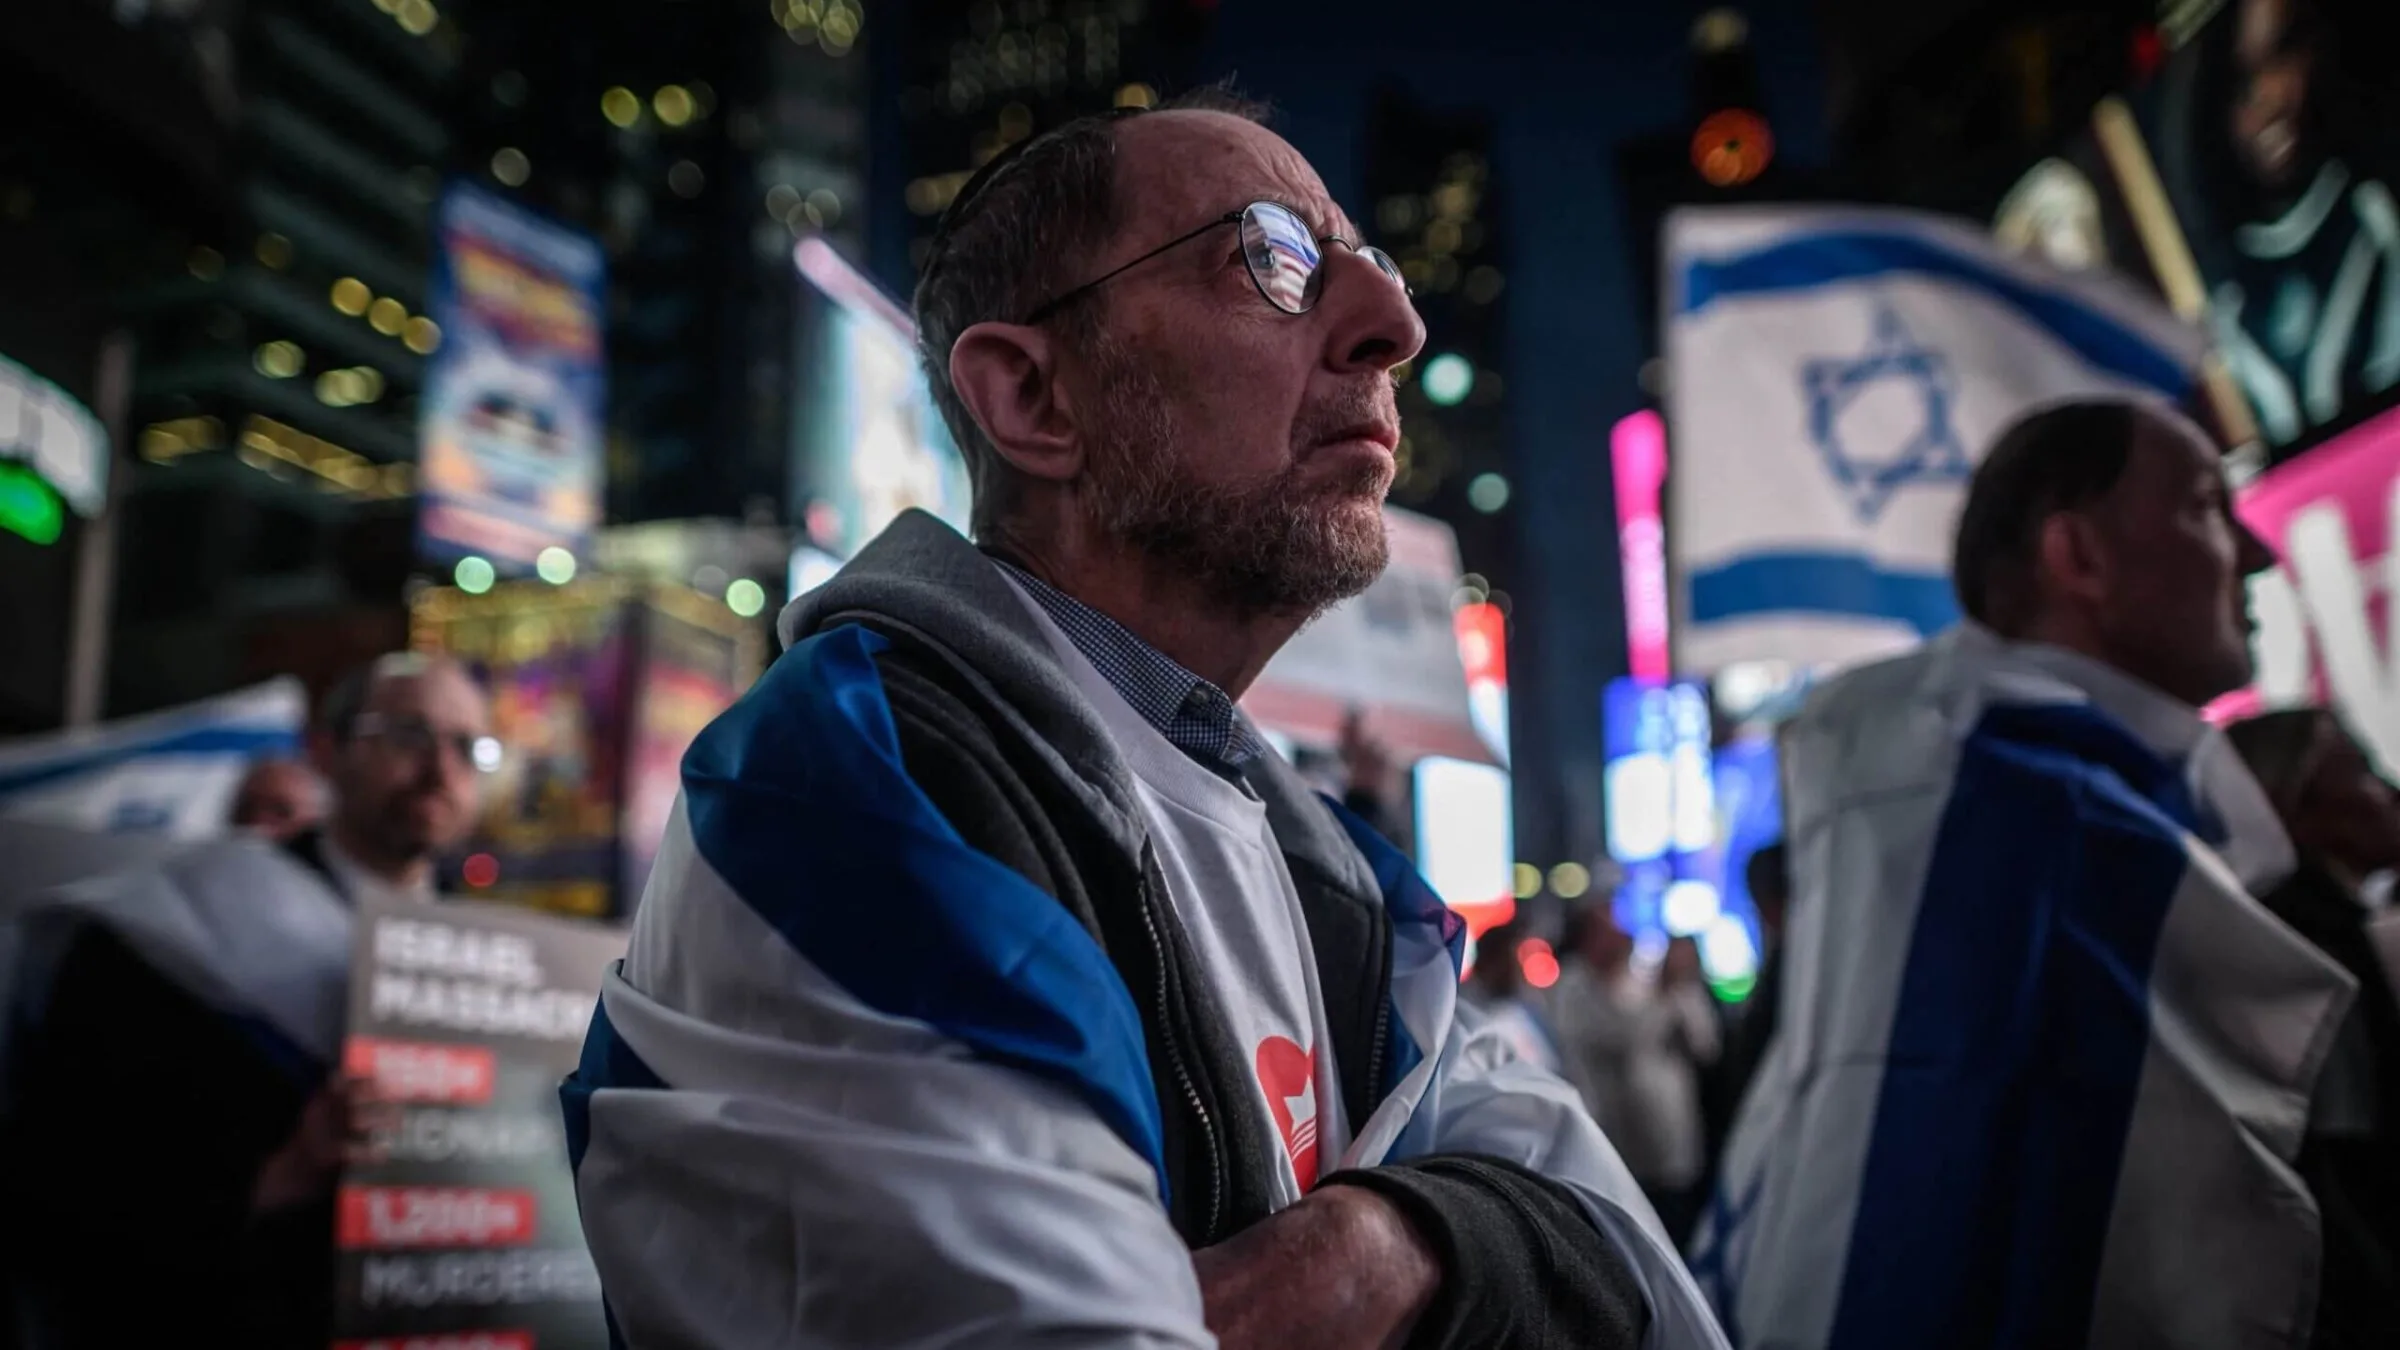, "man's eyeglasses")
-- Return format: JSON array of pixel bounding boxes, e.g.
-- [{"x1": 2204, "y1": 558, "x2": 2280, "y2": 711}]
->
[
  {"x1": 353, "y1": 713, "x2": 504, "y2": 774},
  {"x1": 1021, "y1": 200, "x2": 1409, "y2": 324}
]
